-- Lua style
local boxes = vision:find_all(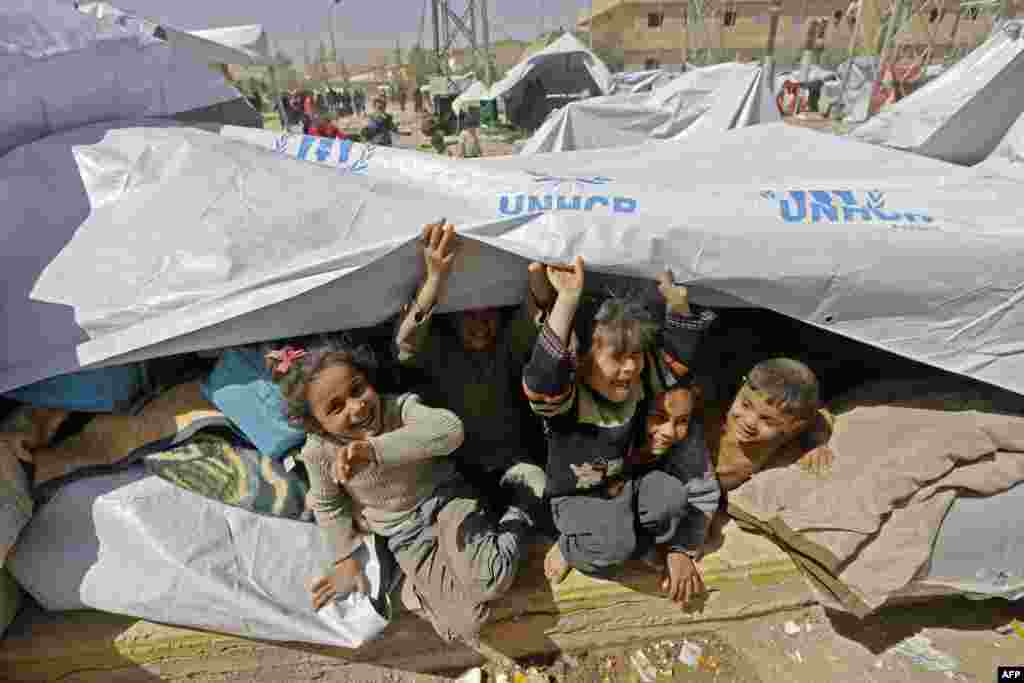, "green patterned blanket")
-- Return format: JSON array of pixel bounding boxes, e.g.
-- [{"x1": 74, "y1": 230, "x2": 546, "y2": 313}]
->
[{"x1": 145, "y1": 432, "x2": 309, "y2": 520}]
